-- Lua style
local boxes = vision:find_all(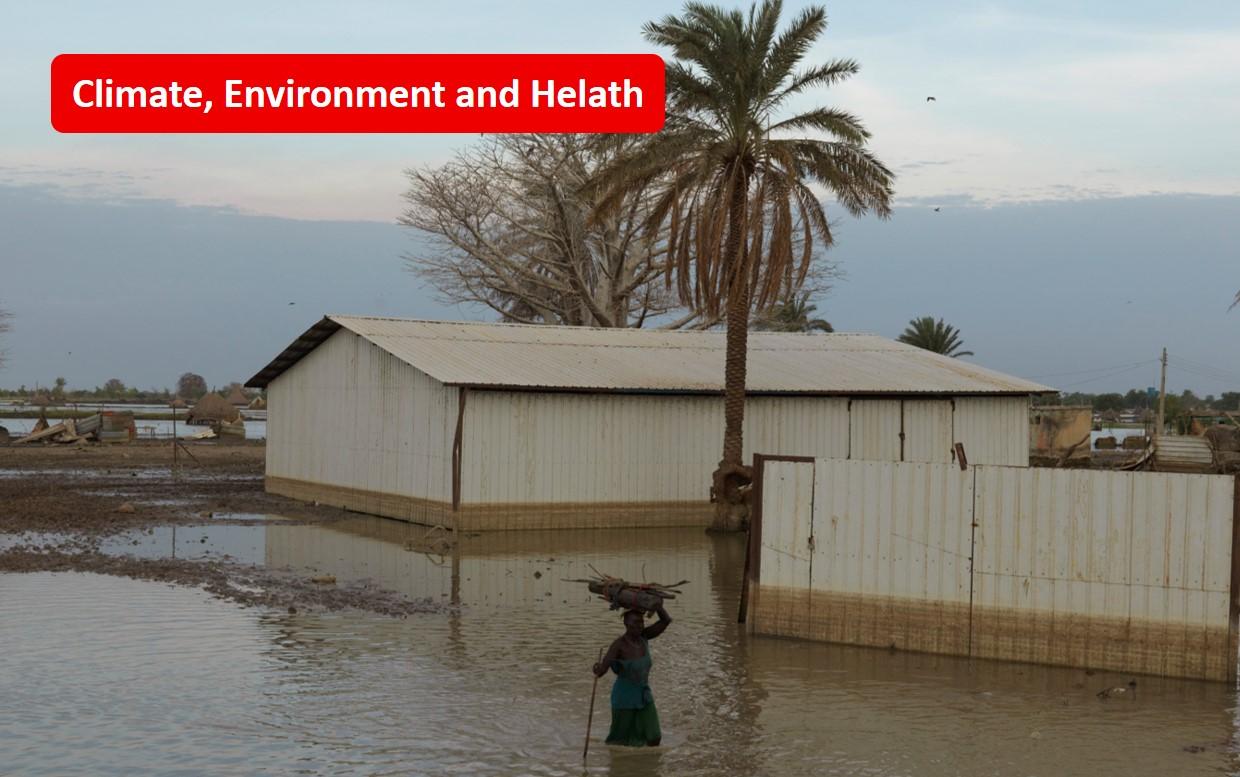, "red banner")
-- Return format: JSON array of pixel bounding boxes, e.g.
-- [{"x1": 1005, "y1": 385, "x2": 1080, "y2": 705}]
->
[{"x1": 51, "y1": 54, "x2": 665, "y2": 133}]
